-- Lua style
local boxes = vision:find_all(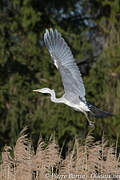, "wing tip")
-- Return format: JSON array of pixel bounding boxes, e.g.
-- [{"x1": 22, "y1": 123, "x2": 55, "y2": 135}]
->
[
  {"x1": 88, "y1": 103, "x2": 113, "y2": 118},
  {"x1": 44, "y1": 28, "x2": 60, "y2": 39},
  {"x1": 44, "y1": 28, "x2": 54, "y2": 41}
]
